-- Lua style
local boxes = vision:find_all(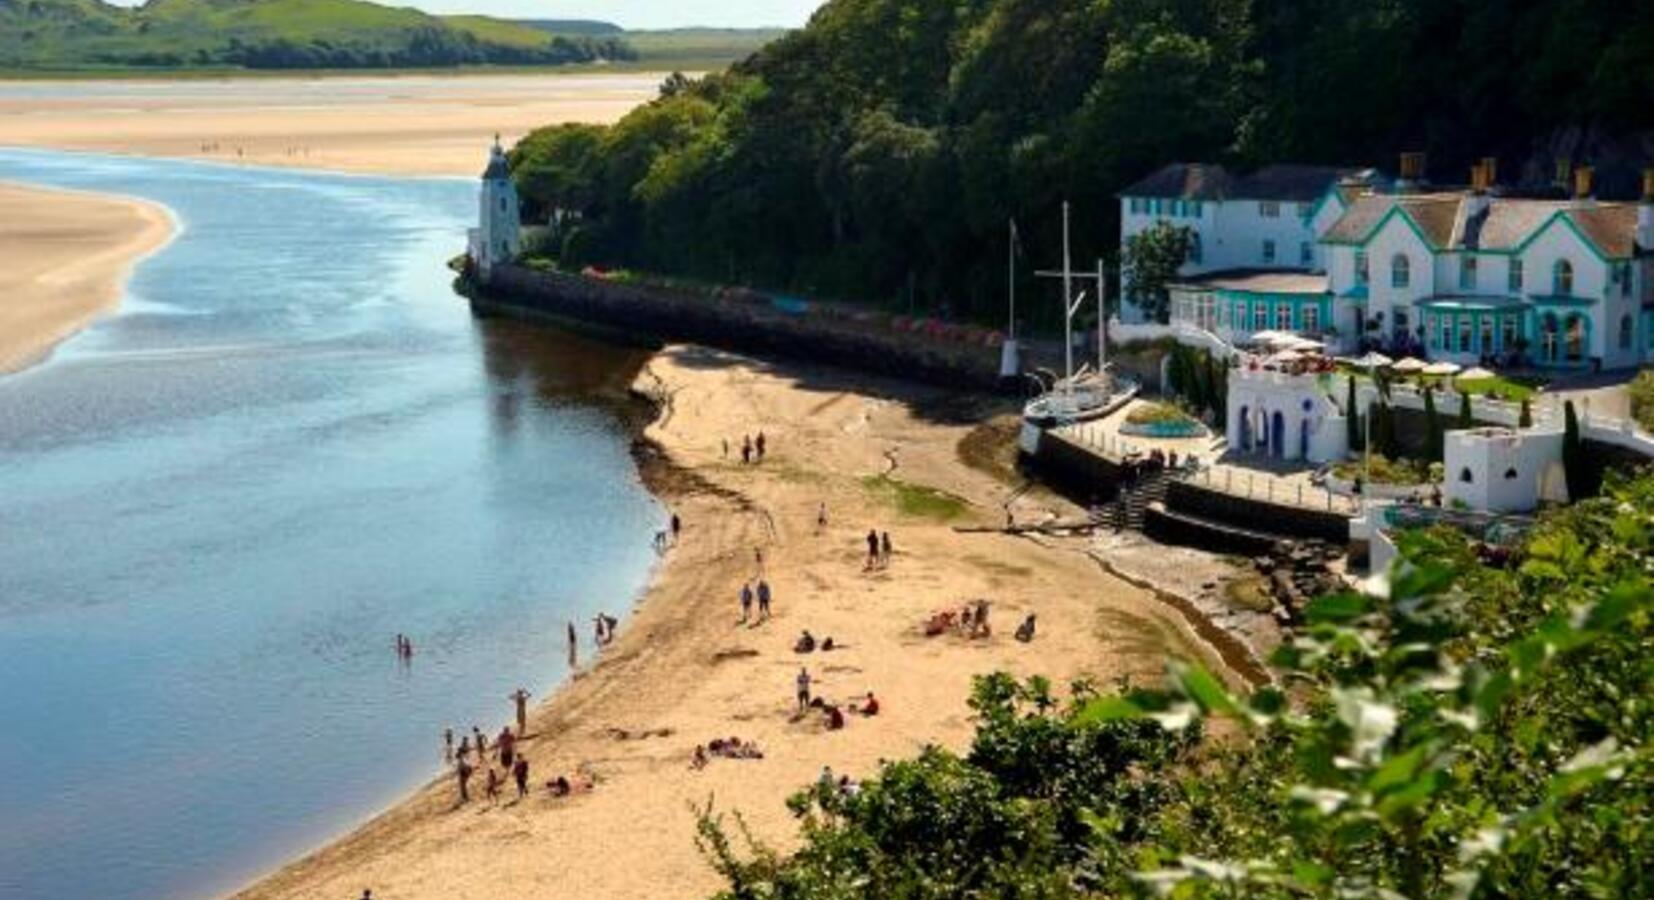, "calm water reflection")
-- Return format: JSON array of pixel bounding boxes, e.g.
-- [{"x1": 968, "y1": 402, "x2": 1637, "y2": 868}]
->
[{"x1": 0, "y1": 150, "x2": 661, "y2": 899}]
